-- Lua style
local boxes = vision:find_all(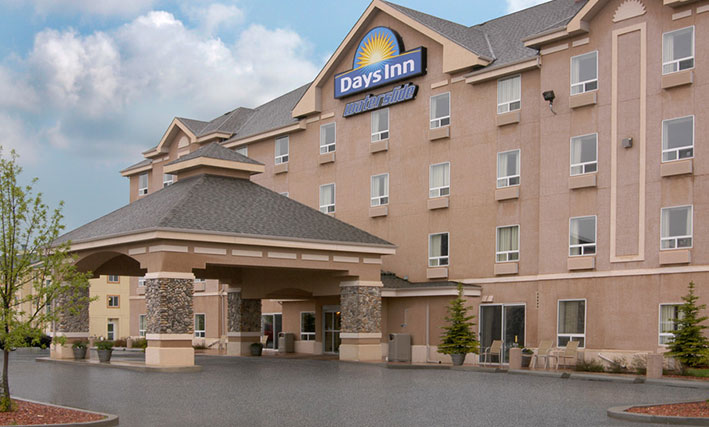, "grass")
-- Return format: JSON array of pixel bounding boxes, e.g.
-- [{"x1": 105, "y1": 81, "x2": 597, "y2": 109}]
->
[{"x1": 685, "y1": 368, "x2": 709, "y2": 378}]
